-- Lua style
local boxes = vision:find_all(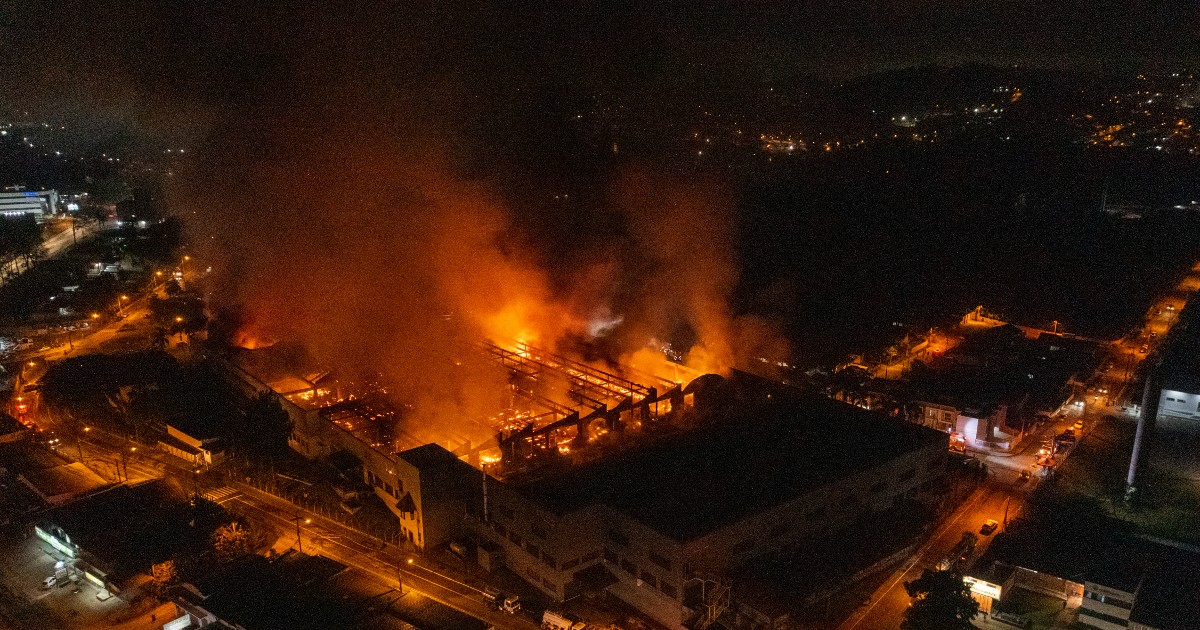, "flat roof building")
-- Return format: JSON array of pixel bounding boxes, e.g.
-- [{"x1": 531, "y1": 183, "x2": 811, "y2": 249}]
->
[{"x1": 478, "y1": 386, "x2": 949, "y2": 629}]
